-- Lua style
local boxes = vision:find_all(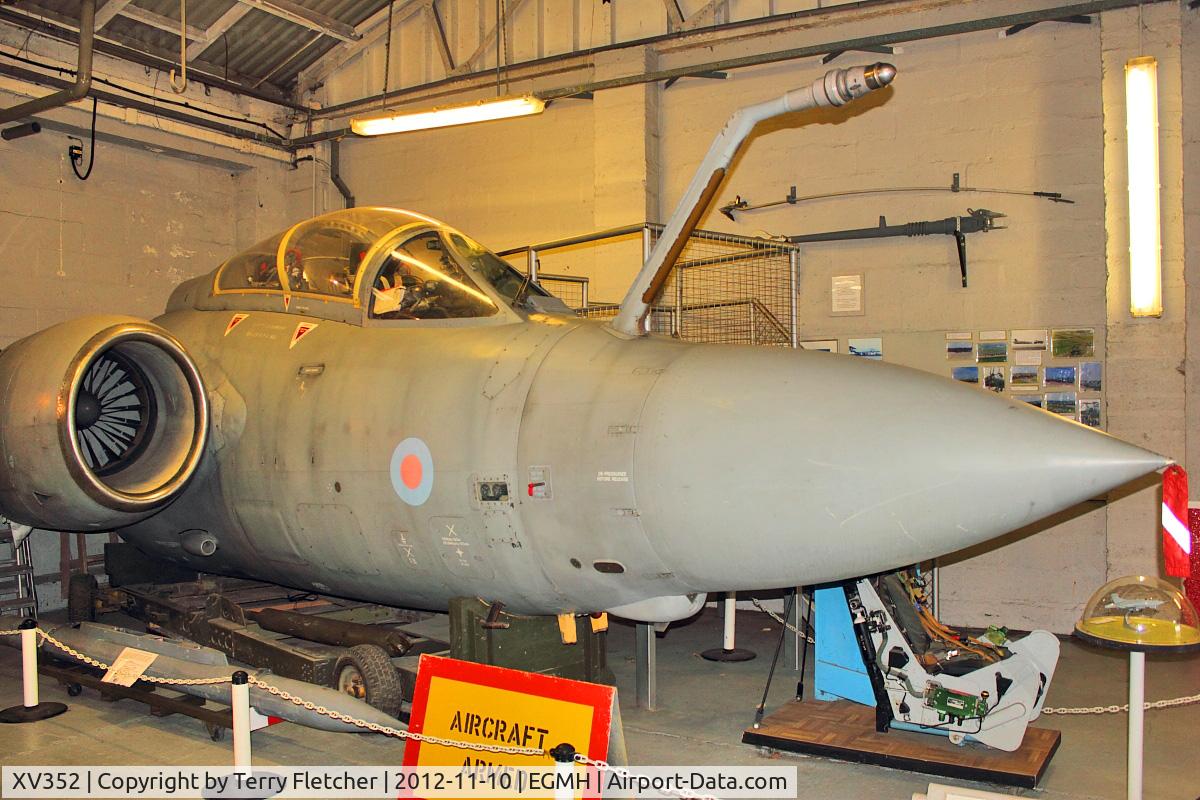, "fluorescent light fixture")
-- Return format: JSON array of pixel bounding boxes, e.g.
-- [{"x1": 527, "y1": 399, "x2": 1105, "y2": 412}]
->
[
  {"x1": 1126, "y1": 56, "x2": 1162, "y2": 317},
  {"x1": 351, "y1": 95, "x2": 545, "y2": 136}
]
